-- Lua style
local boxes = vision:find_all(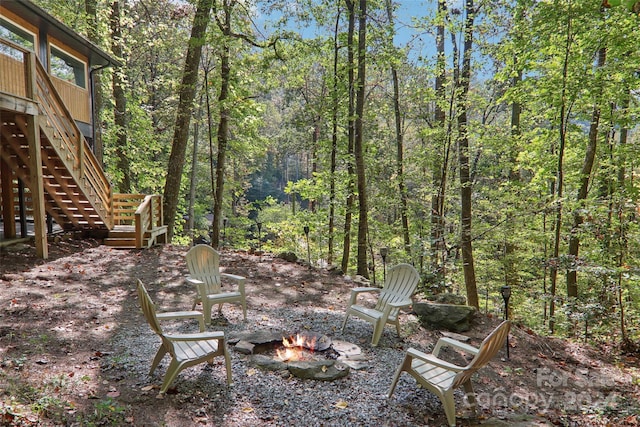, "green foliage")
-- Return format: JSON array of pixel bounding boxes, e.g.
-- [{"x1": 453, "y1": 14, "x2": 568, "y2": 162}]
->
[{"x1": 33, "y1": 0, "x2": 640, "y2": 343}]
